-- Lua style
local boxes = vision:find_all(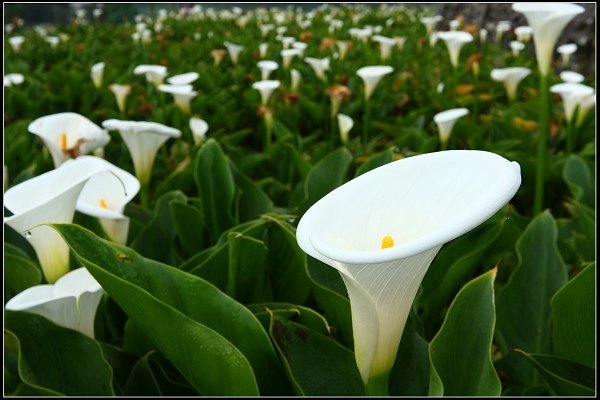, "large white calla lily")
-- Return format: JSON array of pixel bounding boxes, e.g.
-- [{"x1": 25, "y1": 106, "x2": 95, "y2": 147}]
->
[
  {"x1": 4, "y1": 157, "x2": 124, "y2": 283},
  {"x1": 296, "y1": 150, "x2": 521, "y2": 394},
  {"x1": 491, "y1": 67, "x2": 532, "y2": 101},
  {"x1": 512, "y1": 3, "x2": 584, "y2": 76},
  {"x1": 71, "y1": 156, "x2": 140, "y2": 245},
  {"x1": 356, "y1": 65, "x2": 393, "y2": 101},
  {"x1": 437, "y1": 31, "x2": 473, "y2": 68},
  {"x1": 91, "y1": 62, "x2": 105, "y2": 89},
  {"x1": 158, "y1": 84, "x2": 197, "y2": 114},
  {"x1": 5, "y1": 268, "x2": 103, "y2": 338},
  {"x1": 433, "y1": 108, "x2": 469, "y2": 149},
  {"x1": 102, "y1": 119, "x2": 181, "y2": 186},
  {"x1": 133, "y1": 64, "x2": 168, "y2": 86},
  {"x1": 252, "y1": 80, "x2": 281, "y2": 105},
  {"x1": 304, "y1": 57, "x2": 330, "y2": 81},
  {"x1": 550, "y1": 83, "x2": 595, "y2": 123},
  {"x1": 28, "y1": 112, "x2": 111, "y2": 168}
]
